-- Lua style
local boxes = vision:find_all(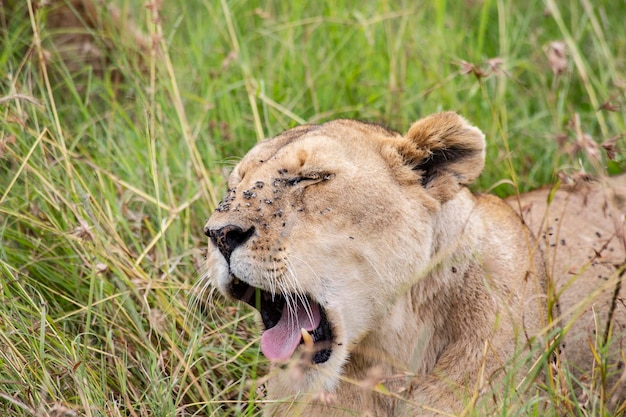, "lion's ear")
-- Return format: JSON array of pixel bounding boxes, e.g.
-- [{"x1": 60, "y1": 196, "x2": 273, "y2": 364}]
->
[{"x1": 398, "y1": 112, "x2": 486, "y2": 202}]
